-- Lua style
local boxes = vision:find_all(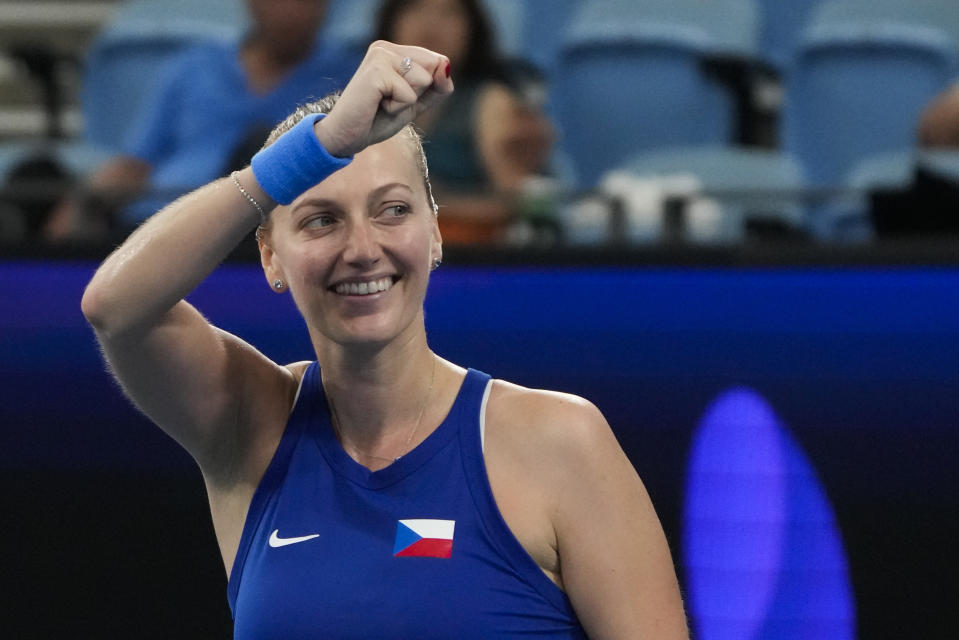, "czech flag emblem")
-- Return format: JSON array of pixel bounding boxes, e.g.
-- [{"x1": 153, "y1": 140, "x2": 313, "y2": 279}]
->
[{"x1": 393, "y1": 519, "x2": 455, "y2": 558}]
